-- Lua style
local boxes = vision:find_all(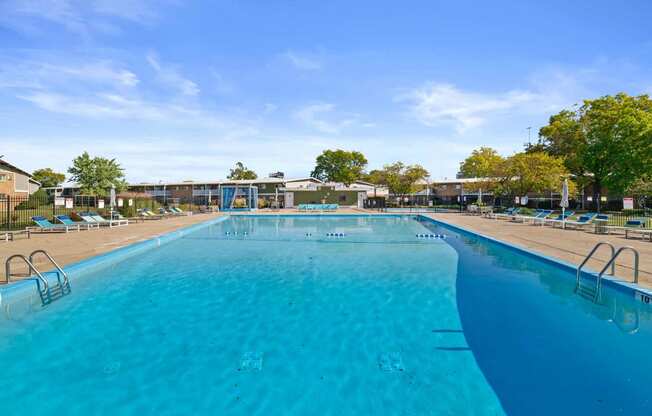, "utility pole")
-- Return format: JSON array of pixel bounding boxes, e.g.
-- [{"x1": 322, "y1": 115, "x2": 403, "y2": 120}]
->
[{"x1": 526, "y1": 126, "x2": 532, "y2": 147}]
